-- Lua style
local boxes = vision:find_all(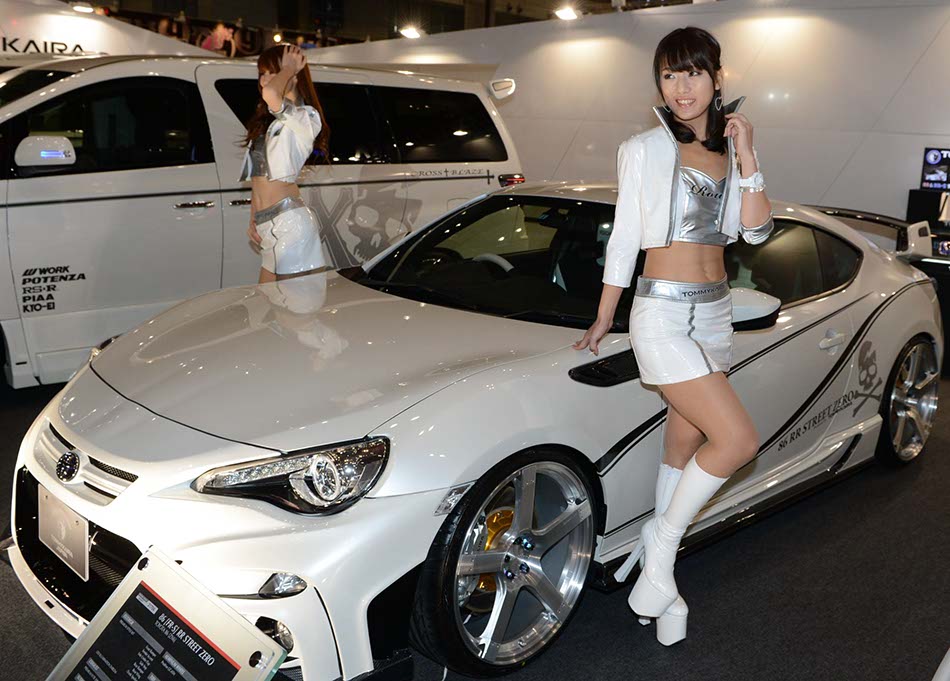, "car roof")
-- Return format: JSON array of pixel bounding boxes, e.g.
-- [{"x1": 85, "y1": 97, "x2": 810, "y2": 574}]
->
[{"x1": 8, "y1": 54, "x2": 482, "y2": 85}]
